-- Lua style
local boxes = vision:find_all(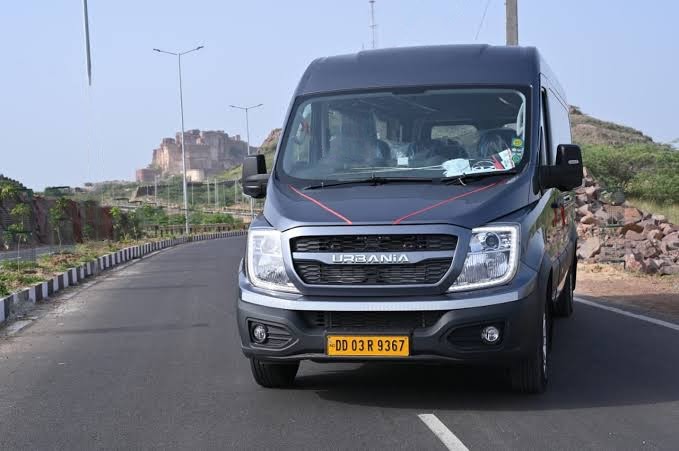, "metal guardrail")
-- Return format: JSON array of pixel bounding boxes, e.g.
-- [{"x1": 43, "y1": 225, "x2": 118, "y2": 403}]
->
[
  {"x1": 142, "y1": 223, "x2": 245, "y2": 237},
  {"x1": 0, "y1": 245, "x2": 77, "y2": 263}
]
